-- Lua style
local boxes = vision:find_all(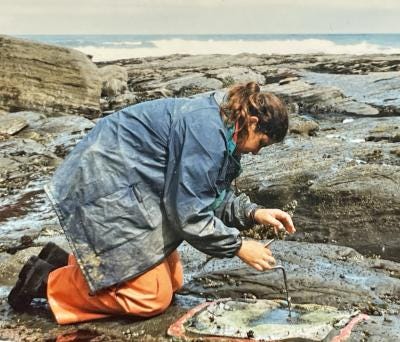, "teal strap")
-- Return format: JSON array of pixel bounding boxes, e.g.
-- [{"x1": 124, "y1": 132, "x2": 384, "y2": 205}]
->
[
  {"x1": 208, "y1": 189, "x2": 227, "y2": 211},
  {"x1": 226, "y1": 124, "x2": 236, "y2": 156}
]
